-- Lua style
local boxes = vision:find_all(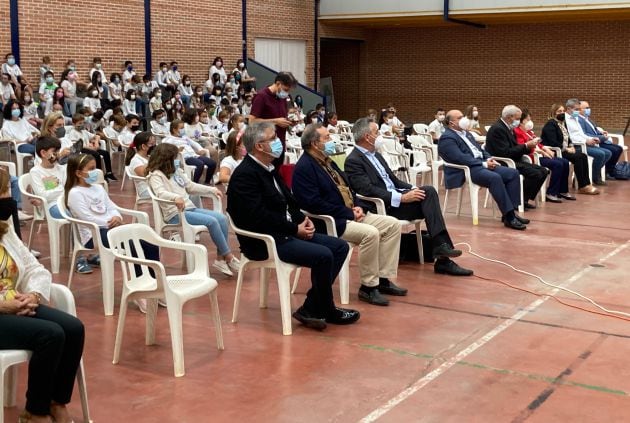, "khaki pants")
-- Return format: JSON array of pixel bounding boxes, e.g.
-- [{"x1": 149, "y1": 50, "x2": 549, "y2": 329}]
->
[{"x1": 341, "y1": 213, "x2": 401, "y2": 287}]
